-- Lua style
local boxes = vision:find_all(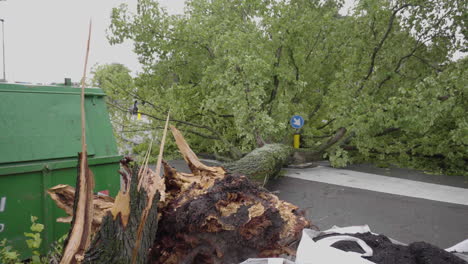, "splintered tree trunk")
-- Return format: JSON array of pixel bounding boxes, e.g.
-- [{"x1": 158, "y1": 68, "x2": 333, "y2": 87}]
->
[
  {"x1": 50, "y1": 158, "x2": 162, "y2": 264},
  {"x1": 59, "y1": 152, "x2": 95, "y2": 264},
  {"x1": 84, "y1": 113, "x2": 170, "y2": 264},
  {"x1": 47, "y1": 184, "x2": 114, "y2": 233},
  {"x1": 83, "y1": 158, "x2": 160, "y2": 264}
]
